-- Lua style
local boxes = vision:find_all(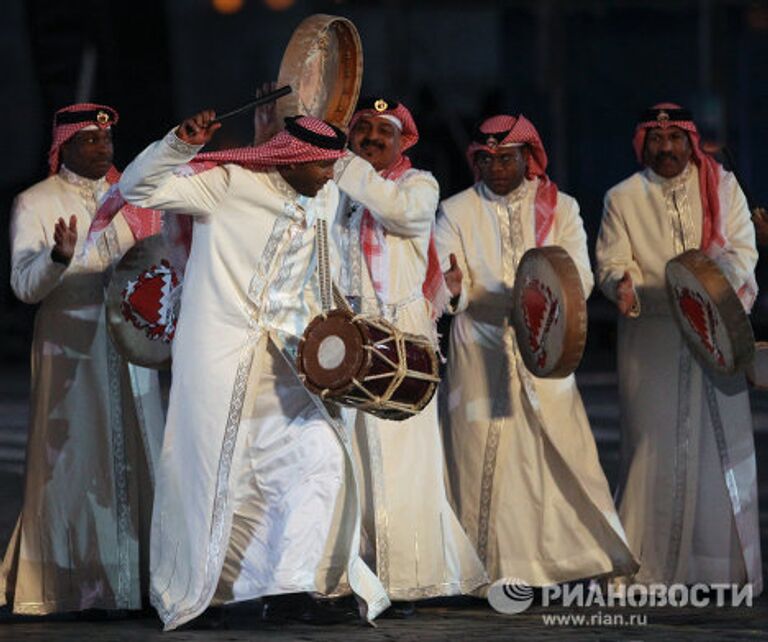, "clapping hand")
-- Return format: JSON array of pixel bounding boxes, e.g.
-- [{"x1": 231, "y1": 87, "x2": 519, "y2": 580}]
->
[
  {"x1": 52, "y1": 215, "x2": 77, "y2": 265},
  {"x1": 444, "y1": 253, "x2": 463, "y2": 298}
]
